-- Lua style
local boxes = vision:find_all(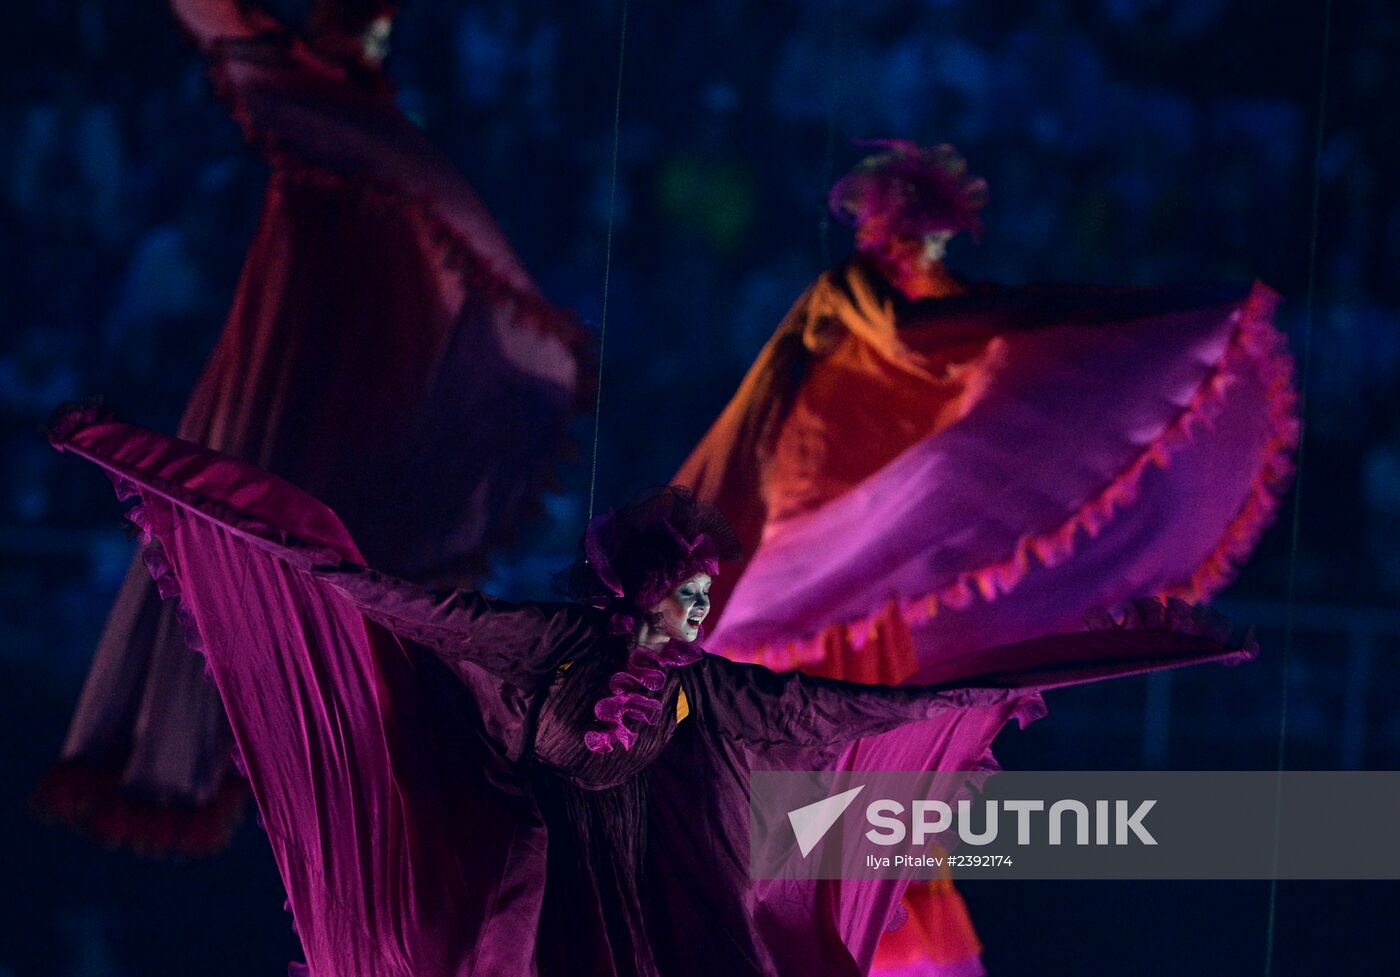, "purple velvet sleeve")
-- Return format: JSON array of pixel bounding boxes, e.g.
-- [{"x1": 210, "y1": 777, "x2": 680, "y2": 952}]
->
[
  {"x1": 692, "y1": 653, "x2": 1017, "y2": 748},
  {"x1": 313, "y1": 562, "x2": 597, "y2": 692}
]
